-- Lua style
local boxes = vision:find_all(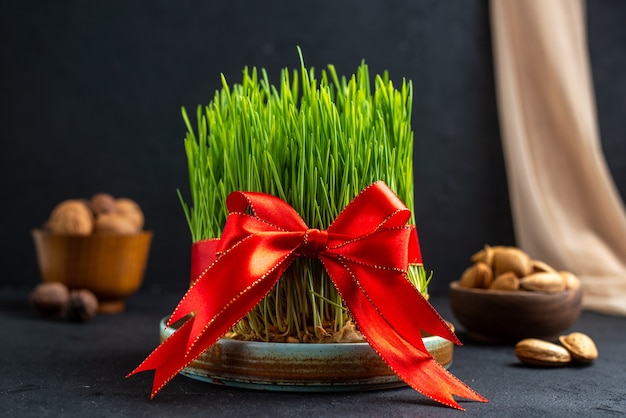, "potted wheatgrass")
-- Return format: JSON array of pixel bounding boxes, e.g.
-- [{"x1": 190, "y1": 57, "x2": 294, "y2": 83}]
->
[
  {"x1": 178, "y1": 53, "x2": 431, "y2": 344},
  {"x1": 130, "y1": 51, "x2": 487, "y2": 409}
]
